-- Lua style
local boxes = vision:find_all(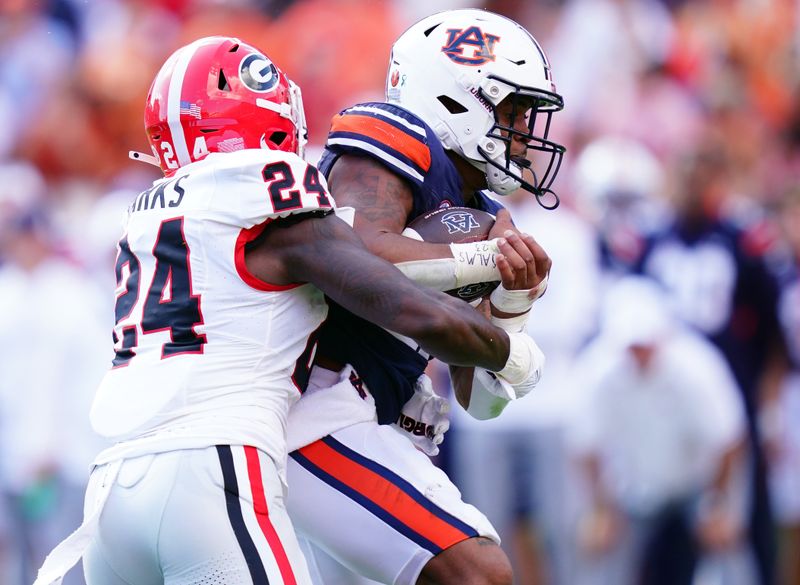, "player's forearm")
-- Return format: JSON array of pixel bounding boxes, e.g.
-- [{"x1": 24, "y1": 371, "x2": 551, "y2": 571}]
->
[
  {"x1": 366, "y1": 230, "x2": 453, "y2": 264},
  {"x1": 411, "y1": 301, "x2": 510, "y2": 370},
  {"x1": 284, "y1": 214, "x2": 510, "y2": 371}
]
